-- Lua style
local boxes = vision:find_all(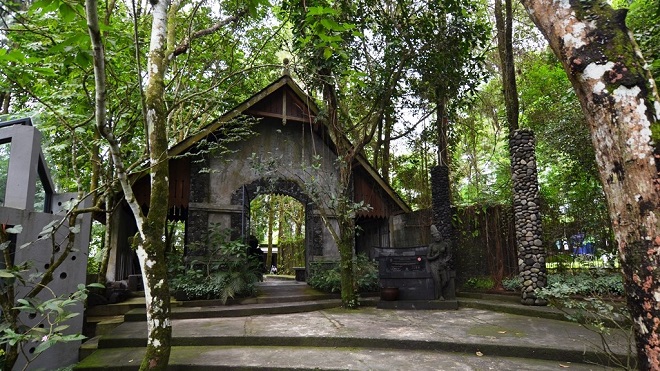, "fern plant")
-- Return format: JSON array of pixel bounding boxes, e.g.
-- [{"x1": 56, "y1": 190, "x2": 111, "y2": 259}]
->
[{"x1": 169, "y1": 227, "x2": 260, "y2": 303}]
